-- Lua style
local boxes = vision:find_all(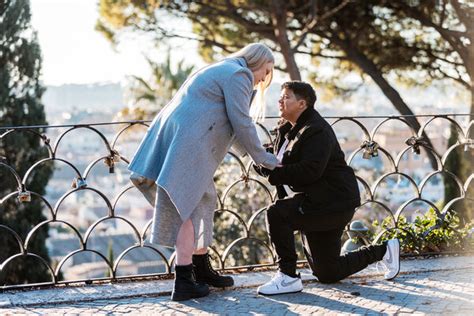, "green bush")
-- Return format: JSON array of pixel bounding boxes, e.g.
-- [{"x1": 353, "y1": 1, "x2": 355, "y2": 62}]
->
[{"x1": 373, "y1": 209, "x2": 474, "y2": 254}]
